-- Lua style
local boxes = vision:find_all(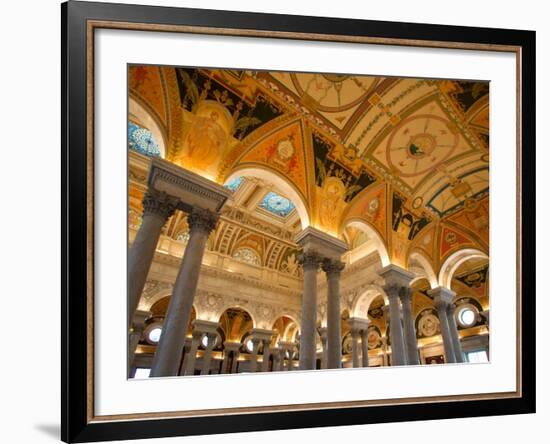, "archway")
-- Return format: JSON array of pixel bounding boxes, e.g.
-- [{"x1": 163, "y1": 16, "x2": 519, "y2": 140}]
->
[
  {"x1": 129, "y1": 96, "x2": 168, "y2": 158},
  {"x1": 438, "y1": 248, "x2": 488, "y2": 288},
  {"x1": 224, "y1": 166, "x2": 310, "y2": 229},
  {"x1": 408, "y1": 249, "x2": 438, "y2": 289},
  {"x1": 342, "y1": 218, "x2": 390, "y2": 267}
]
